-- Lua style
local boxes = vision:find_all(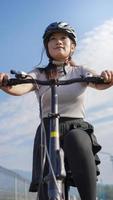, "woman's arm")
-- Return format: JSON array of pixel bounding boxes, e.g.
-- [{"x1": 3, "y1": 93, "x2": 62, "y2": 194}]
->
[{"x1": 0, "y1": 73, "x2": 36, "y2": 96}]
